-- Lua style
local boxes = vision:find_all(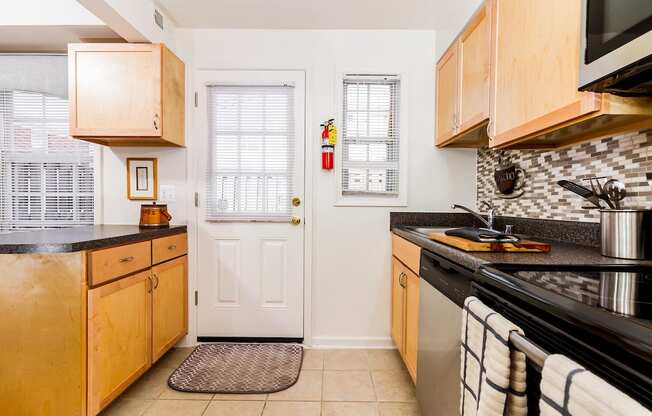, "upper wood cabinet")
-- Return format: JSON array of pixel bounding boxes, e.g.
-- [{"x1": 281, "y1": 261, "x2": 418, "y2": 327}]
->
[
  {"x1": 435, "y1": 46, "x2": 459, "y2": 145},
  {"x1": 436, "y1": 0, "x2": 652, "y2": 149},
  {"x1": 68, "y1": 43, "x2": 185, "y2": 147},
  {"x1": 488, "y1": 0, "x2": 652, "y2": 148},
  {"x1": 436, "y1": 3, "x2": 491, "y2": 148}
]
